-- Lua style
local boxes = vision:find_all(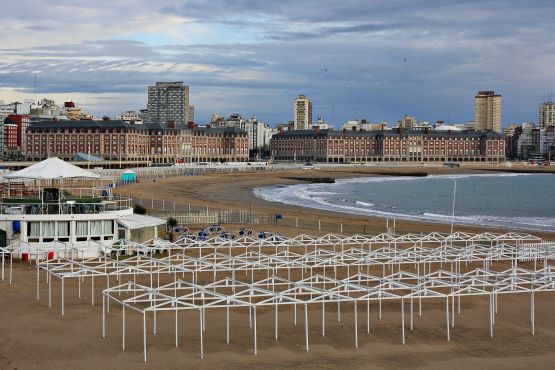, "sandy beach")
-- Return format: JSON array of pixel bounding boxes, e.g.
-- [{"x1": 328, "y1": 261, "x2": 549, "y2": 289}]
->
[
  {"x1": 1, "y1": 166, "x2": 554, "y2": 370},
  {"x1": 2, "y1": 246, "x2": 555, "y2": 370},
  {"x1": 116, "y1": 166, "x2": 555, "y2": 240}
]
